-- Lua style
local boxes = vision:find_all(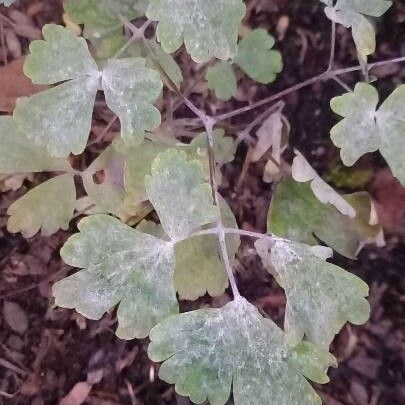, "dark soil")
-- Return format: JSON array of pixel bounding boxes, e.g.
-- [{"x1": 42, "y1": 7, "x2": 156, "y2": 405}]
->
[{"x1": 0, "y1": 0, "x2": 404, "y2": 404}]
